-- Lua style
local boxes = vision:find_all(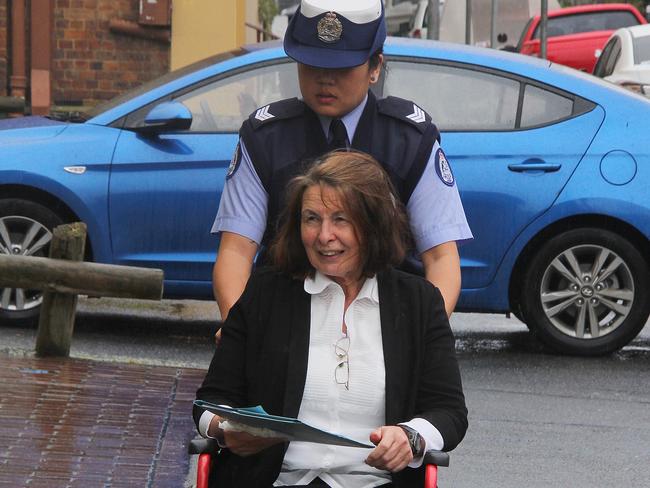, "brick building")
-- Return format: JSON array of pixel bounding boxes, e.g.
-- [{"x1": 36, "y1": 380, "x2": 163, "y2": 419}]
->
[
  {"x1": 0, "y1": 1, "x2": 7, "y2": 98},
  {"x1": 0, "y1": 0, "x2": 170, "y2": 112}
]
